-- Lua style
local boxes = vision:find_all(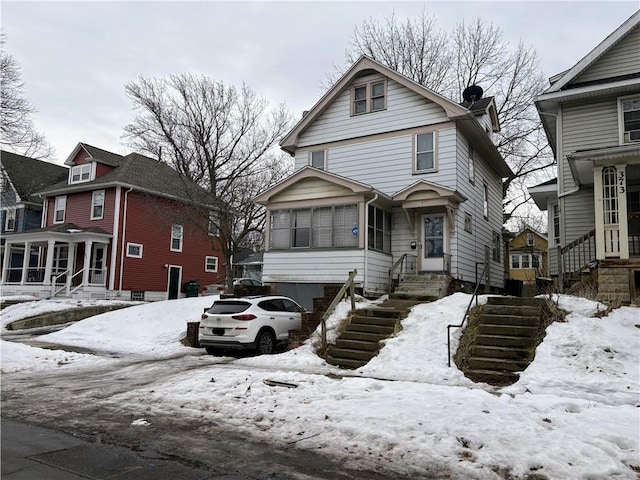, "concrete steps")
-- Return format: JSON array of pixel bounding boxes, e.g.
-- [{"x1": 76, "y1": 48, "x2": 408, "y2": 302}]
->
[
  {"x1": 389, "y1": 274, "x2": 450, "y2": 301},
  {"x1": 460, "y1": 296, "x2": 544, "y2": 386},
  {"x1": 327, "y1": 300, "x2": 419, "y2": 369}
]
